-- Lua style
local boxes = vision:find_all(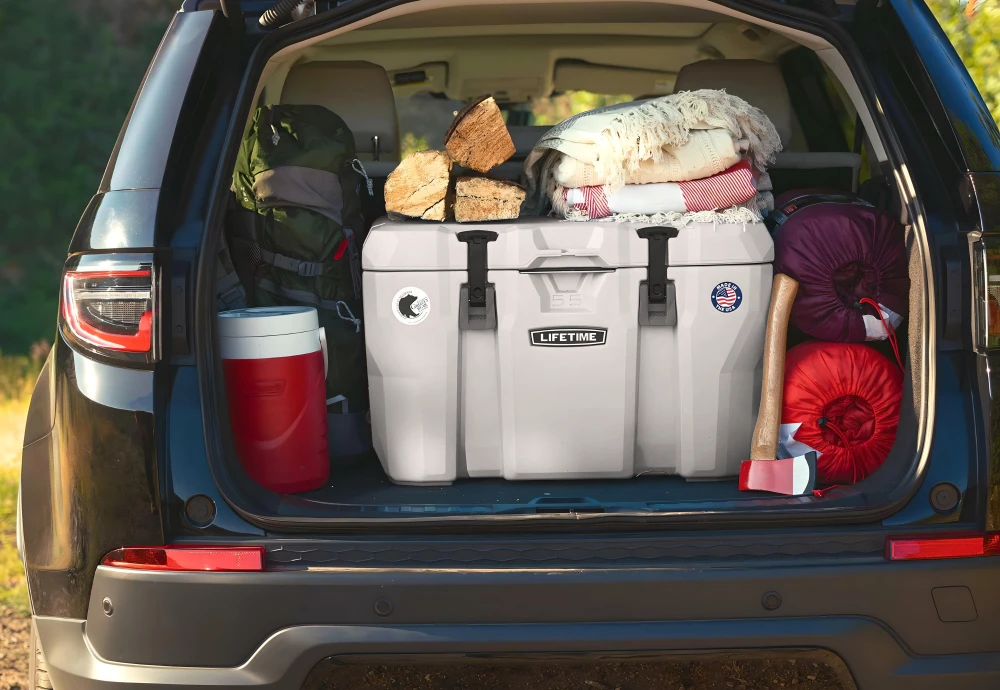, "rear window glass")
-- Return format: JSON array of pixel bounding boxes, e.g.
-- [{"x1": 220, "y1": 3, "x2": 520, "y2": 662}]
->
[{"x1": 512, "y1": 91, "x2": 634, "y2": 126}]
